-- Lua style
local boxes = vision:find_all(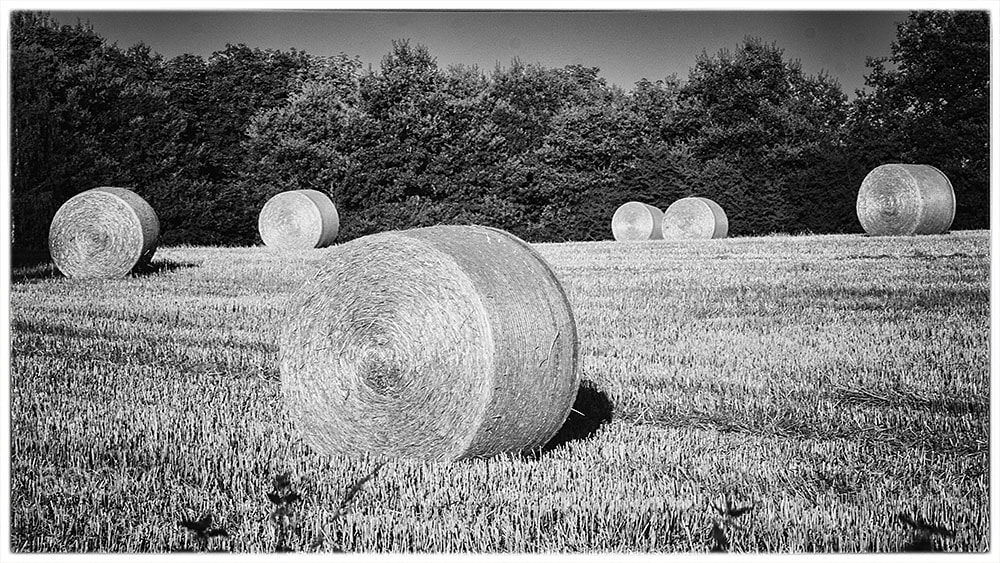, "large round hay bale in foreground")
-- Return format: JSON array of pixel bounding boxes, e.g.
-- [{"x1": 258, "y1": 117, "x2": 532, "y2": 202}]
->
[
  {"x1": 662, "y1": 197, "x2": 728, "y2": 239},
  {"x1": 611, "y1": 201, "x2": 663, "y2": 241},
  {"x1": 48, "y1": 187, "x2": 160, "y2": 279},
  {"x1": 856, "y1": 164, "x2": 955, "y2": 236},
  {"x1": 258, "y1": 189, "x2": 339, "y2": 249},
  {"x1": 280, "y1": 225, "x2": 580, "y2": 461}
]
